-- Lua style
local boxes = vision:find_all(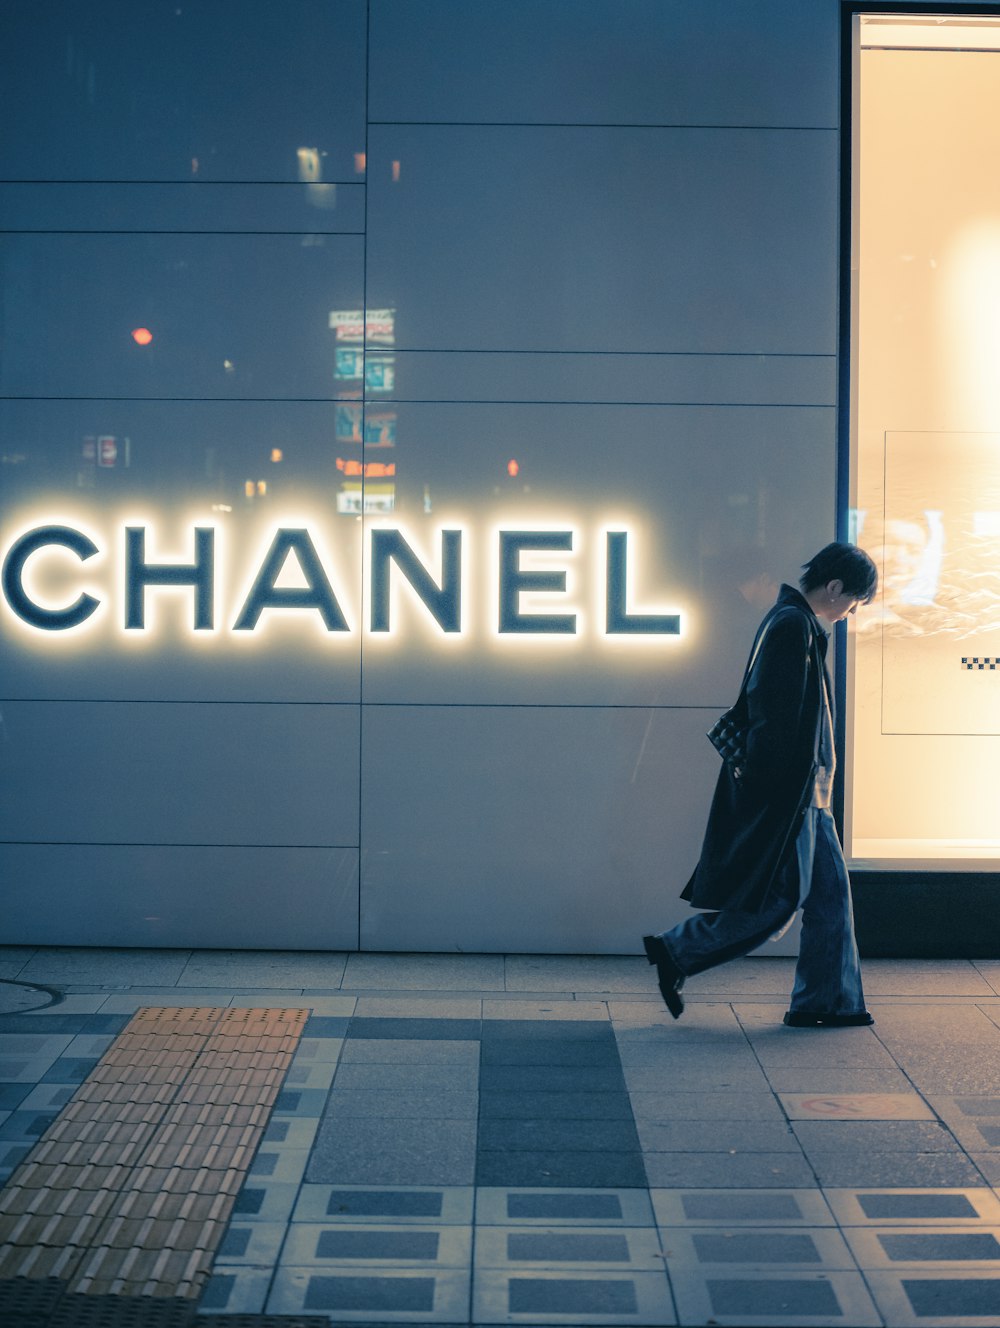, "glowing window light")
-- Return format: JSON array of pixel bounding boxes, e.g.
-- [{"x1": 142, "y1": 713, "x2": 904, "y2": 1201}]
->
[{"x1": 131, "y1": 328, "x2": 153, "y2": 346}]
